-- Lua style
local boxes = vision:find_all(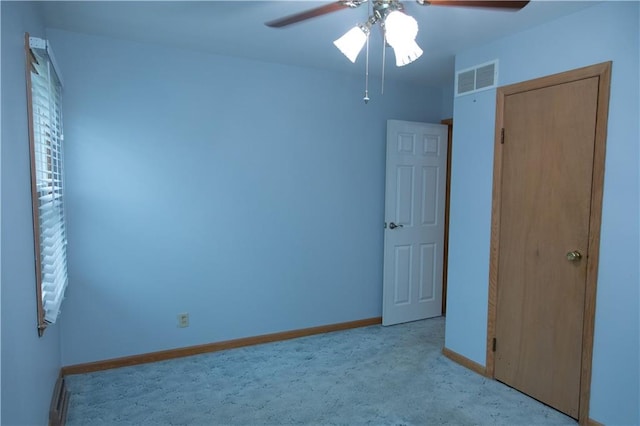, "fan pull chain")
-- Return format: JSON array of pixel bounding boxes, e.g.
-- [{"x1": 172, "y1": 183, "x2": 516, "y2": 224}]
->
[
  {"x1": 363, "y1": 32, "x2": 370, "y2": 104},
  {"x1": 381, "y1": 34, "x2": 386, "y2": 95}
]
